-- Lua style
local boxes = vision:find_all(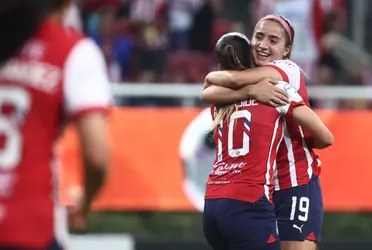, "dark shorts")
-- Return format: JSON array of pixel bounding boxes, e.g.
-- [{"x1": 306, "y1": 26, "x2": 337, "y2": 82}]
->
[
  {"x1": 203, "y1": 196, "x2": 280, "y2": 250},
  {"x1": 273, "y1": 175, "x2": 324, "y2": 242},
  {"x1": 0, "y1": 239, "x2": 63, "y2": 250}
]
